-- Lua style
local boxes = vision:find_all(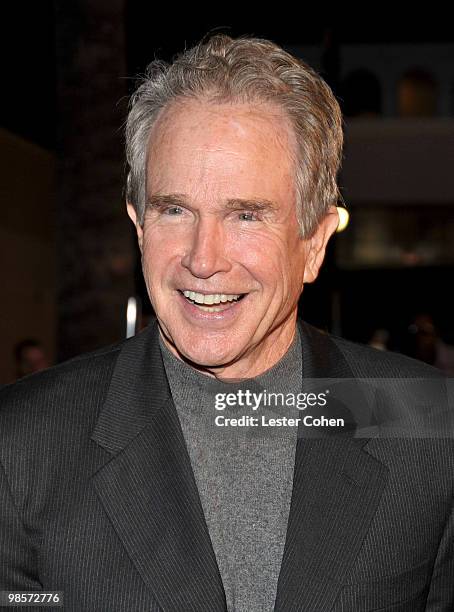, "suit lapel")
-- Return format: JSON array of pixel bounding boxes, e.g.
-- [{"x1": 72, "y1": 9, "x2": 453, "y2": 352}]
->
[
  {"x1": 90, "y1": 320, "x2": 226, "y2": 612},
  {"x1": 274, "y1": 321, "x2": 389, "y2": 612}
]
